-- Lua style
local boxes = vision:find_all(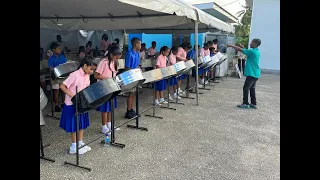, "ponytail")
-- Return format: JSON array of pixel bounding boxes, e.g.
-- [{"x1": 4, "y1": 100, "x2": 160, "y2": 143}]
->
[
  {"x1": 160, "y1": 46, "x2": 169, "y2": 54},
  {"x1": 169, "y1": 46, "x2": 178, "y2": 55},
  {"x1": 104, "y1": 45, "x2": 122, "y2": 75}
]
